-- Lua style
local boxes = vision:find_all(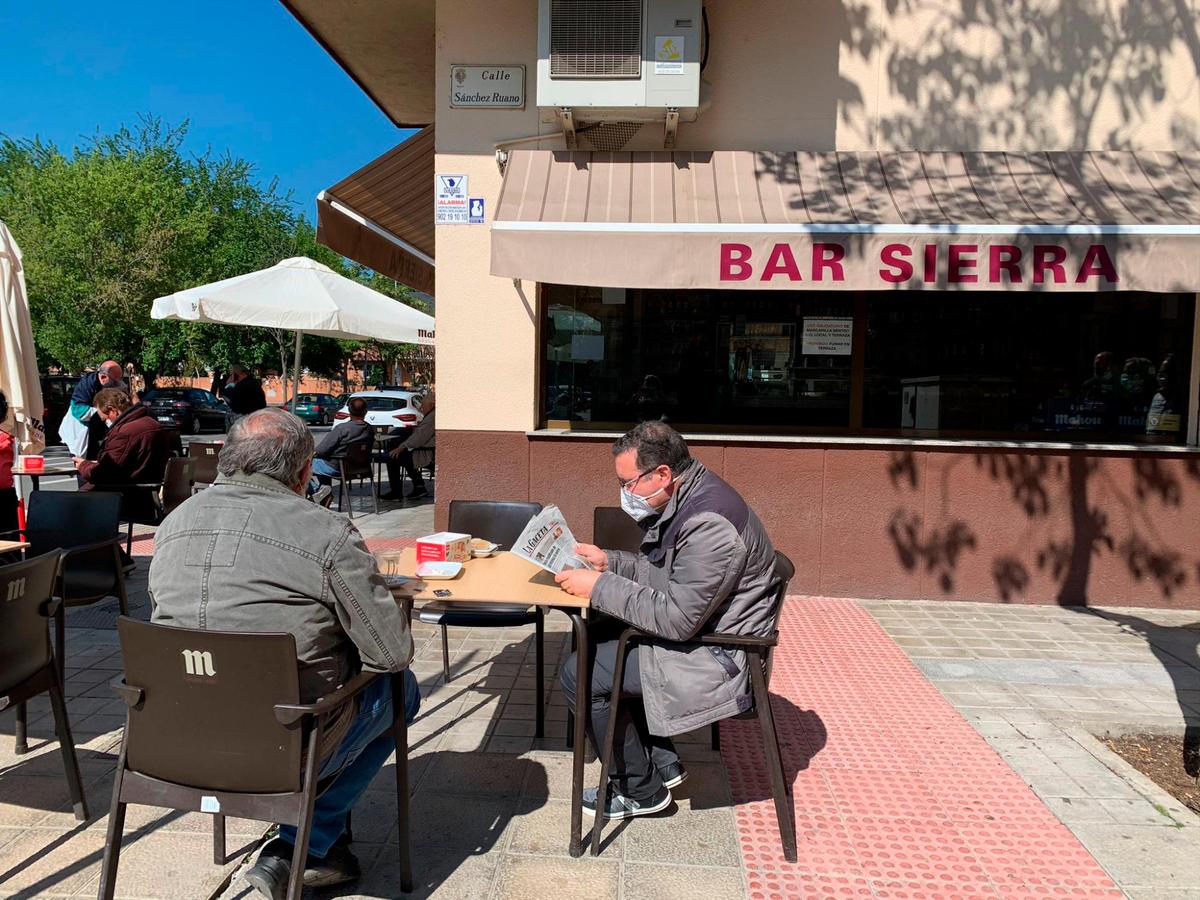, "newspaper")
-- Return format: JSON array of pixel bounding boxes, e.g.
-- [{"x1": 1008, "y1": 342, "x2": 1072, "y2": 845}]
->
[{"x1": 512, "y1": 505, "x2": 593, "y2": 575}]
